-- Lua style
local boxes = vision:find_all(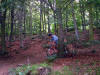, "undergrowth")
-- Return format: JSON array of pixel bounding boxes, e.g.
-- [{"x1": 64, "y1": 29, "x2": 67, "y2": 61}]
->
[
  {"x1": 8, "y1": 63, "x2": 73, "y2": 75},
  {"x1": 8, "y1": 62, "x2": 100, "y2": 75}
]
